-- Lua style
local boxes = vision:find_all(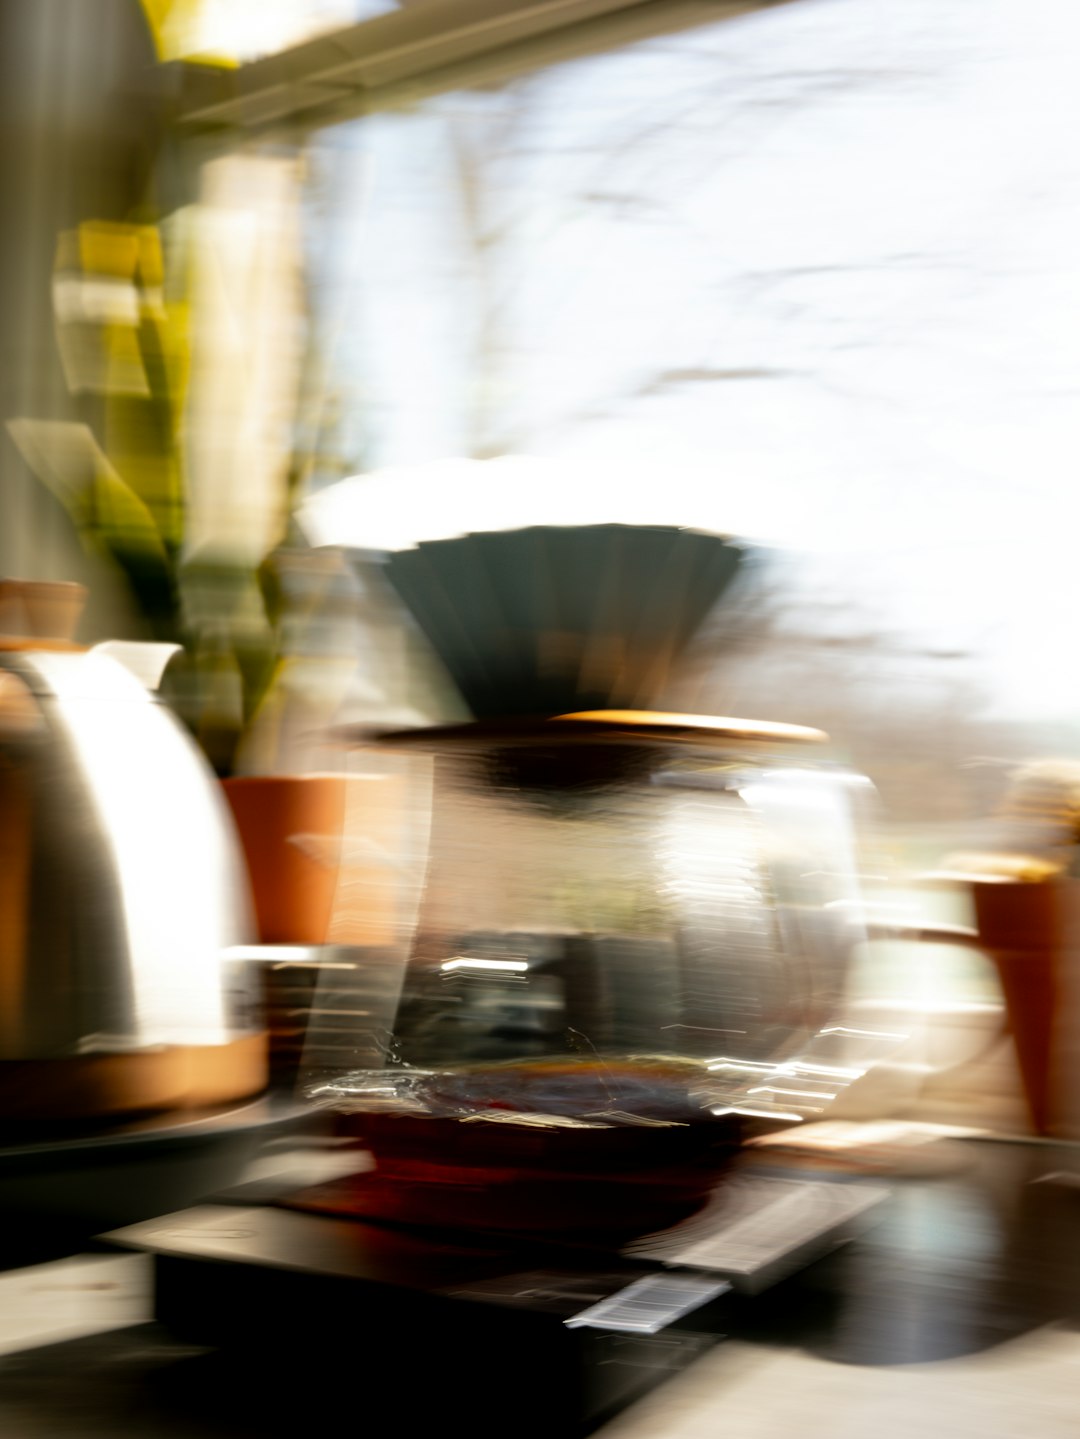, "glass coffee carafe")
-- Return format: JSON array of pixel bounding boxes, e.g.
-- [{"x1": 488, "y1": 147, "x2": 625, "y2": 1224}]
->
[{"x1": 302, "y1": 710, "x2": 884, "y2": 1239}]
